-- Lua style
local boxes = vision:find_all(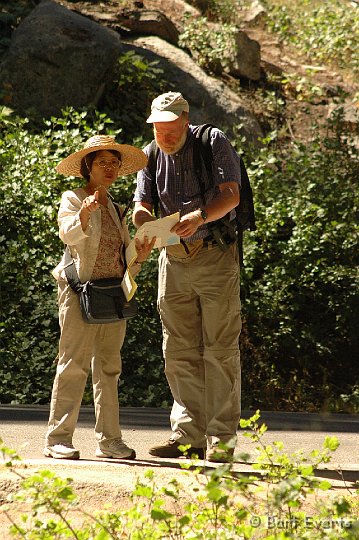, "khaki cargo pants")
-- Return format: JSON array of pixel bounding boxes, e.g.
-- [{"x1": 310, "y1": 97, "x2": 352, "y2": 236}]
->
[
  {"x1": 158, "y1": 242, "x2": 242, "y2": 448},
  {"x1": 45, "y1": 280, "x2": 126, "y2": 447}
]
